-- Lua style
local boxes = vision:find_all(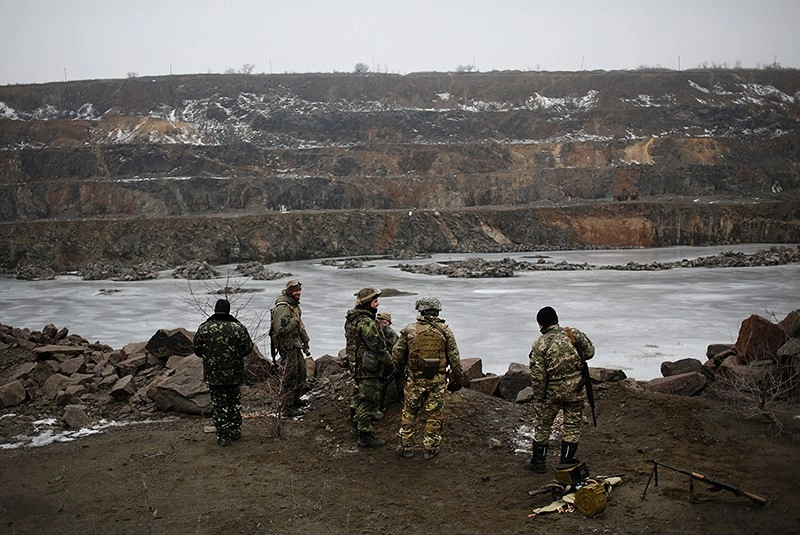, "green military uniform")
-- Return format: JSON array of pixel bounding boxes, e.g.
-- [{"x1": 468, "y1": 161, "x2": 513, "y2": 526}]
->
[
  {"x1": 392, "y1": 296, "x2": 464, "y2": 459},
  {"x1": 344, "y1": 288, "x2": 394, "y2": 447},
  {"x1": 527, "y1": 305, "x2": 595, "y2": 472},
  {"x1": 194, "y1": 299, "x2": 254, "y2": 446},
  {"x1": 270, "y1": 280, "x2": 310, "y2": 412}
]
